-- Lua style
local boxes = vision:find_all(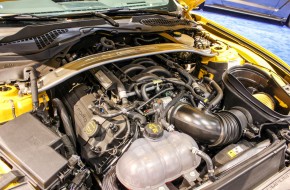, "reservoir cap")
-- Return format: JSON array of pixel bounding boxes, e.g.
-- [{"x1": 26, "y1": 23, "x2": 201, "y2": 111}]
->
[{"x1": 144, "y1": 123, "x2": 163, "y2": 140}]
